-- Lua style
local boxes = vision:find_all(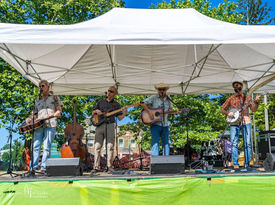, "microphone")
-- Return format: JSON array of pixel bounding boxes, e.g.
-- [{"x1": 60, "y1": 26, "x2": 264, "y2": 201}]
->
[
  {"x1": 39, "y1": 88, "x2": 43, "y2": 98},
  {"x1": 105, "y1": 91, "x2": 108, "y2": 98}
]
